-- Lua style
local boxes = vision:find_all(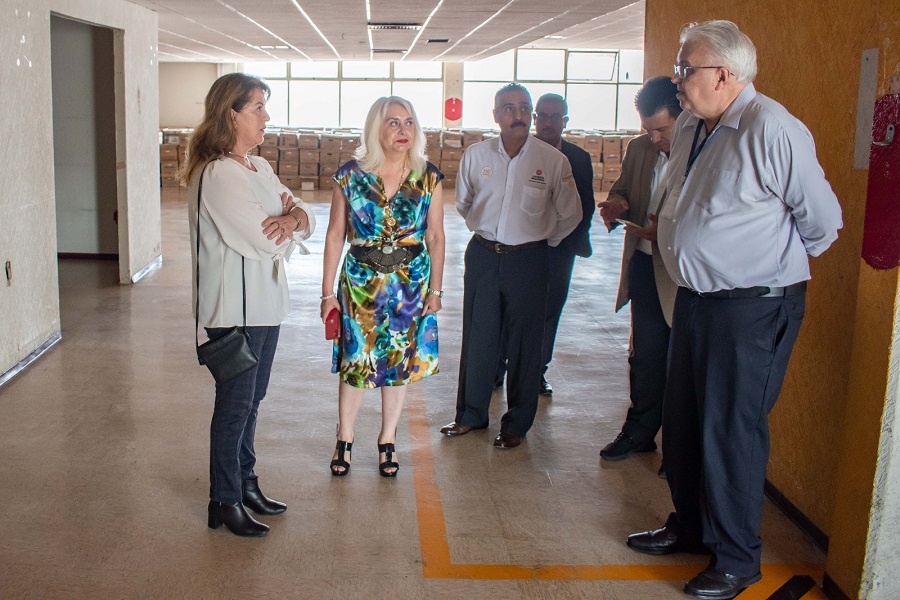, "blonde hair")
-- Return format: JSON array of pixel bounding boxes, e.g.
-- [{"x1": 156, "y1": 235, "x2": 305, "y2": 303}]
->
[
  {"x1": 181, "y1": 73, "x2": 270, "y2": 184},
  {"x1": 355, "y1": 96, "x2": 427, "y2": 177}
]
